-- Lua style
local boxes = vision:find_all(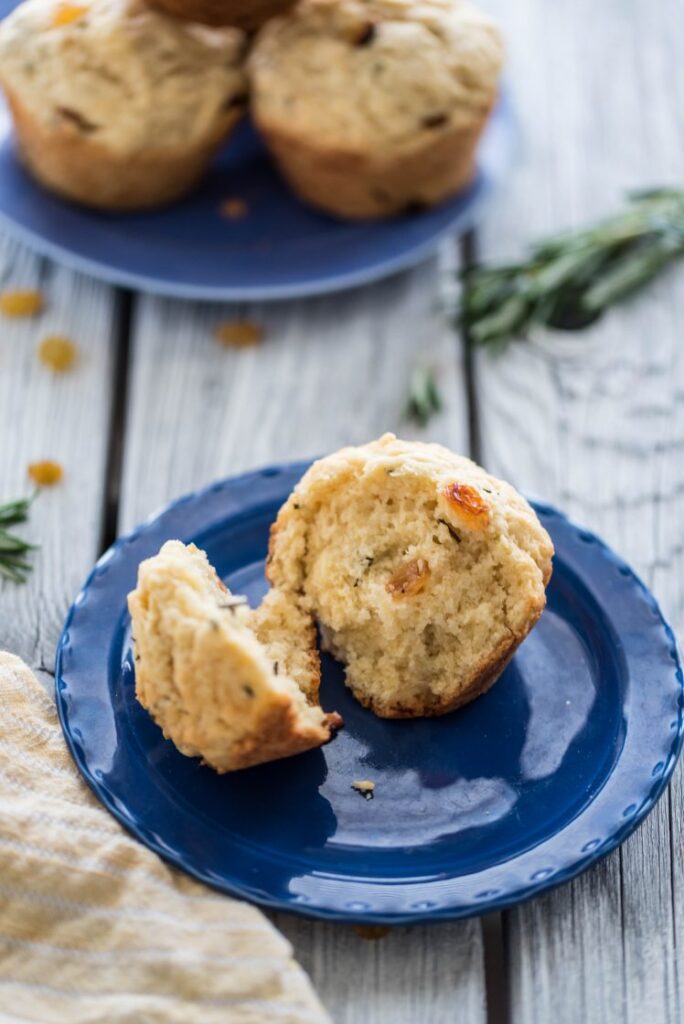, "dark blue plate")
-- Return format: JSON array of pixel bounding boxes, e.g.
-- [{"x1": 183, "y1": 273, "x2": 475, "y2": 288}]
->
[
  {"x1": 0, "y1": 0, "x2": 516, "y2": 302},
  {"x1": 56, "y1": 463, "x2": 684, "y2": 923}
]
